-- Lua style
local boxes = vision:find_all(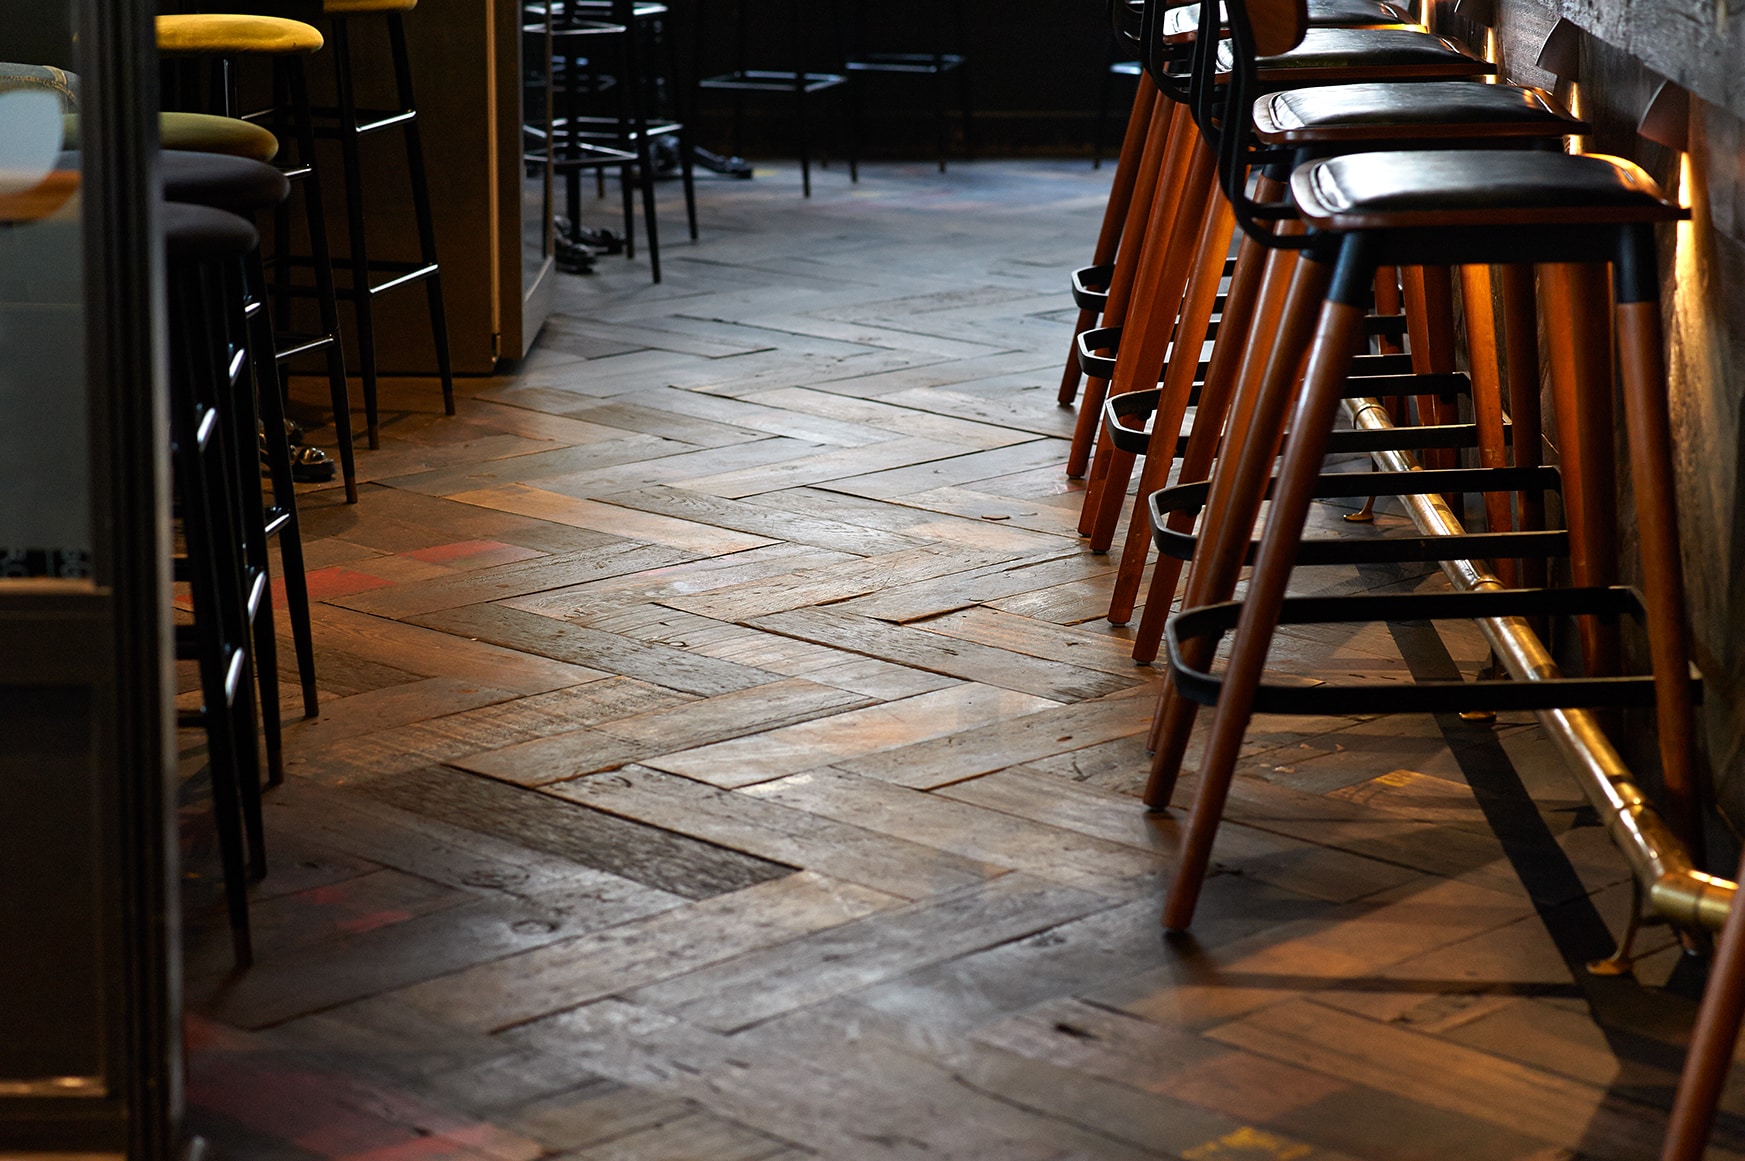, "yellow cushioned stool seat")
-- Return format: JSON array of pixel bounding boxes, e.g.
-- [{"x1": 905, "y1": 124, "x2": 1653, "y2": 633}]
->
[
  {"x1": 160, "y1": 112, "x2": 280, "y2": 160},
  {"x1": 156, "y1": 14, "x2": 324, "y2": 56},
  {"x1": 62, "y1": 113, "x2": 279, "y2": 161},
  {"x1": 324, "y1": 0, "x2": 419, "y2": 12}
]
